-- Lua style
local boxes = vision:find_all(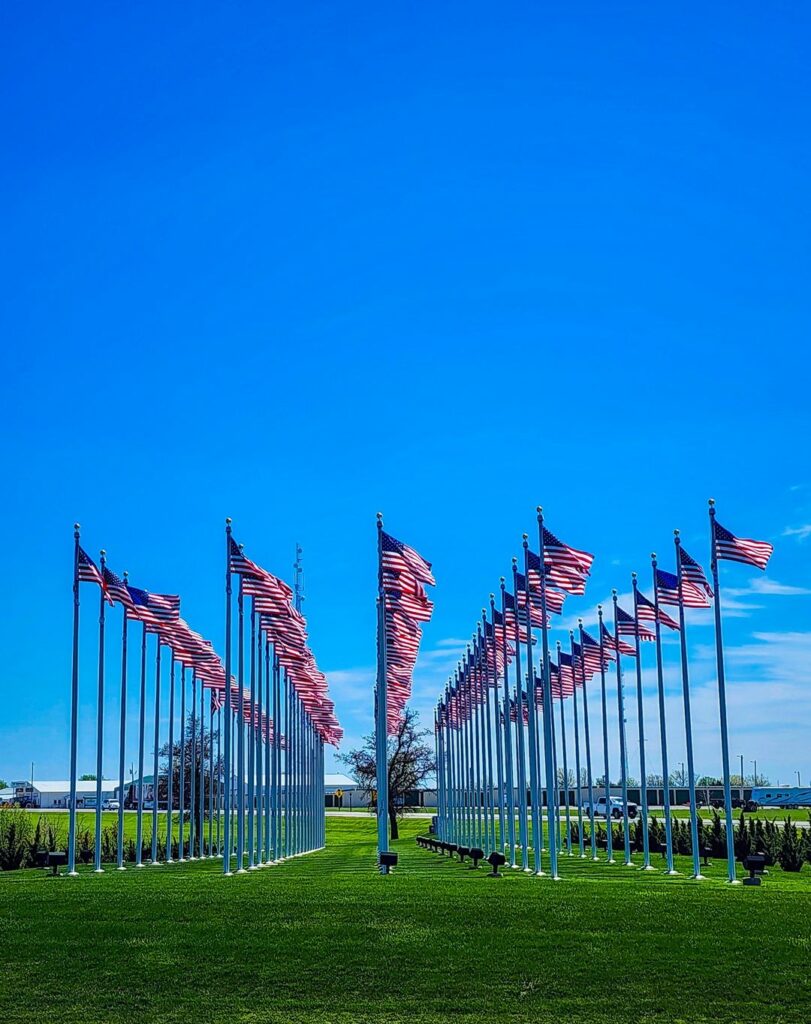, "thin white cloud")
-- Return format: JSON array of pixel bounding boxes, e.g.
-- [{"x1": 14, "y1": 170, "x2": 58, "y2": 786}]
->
[{"x1": 783, "y1": 524, "x2": 811, "y2": 541}]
